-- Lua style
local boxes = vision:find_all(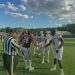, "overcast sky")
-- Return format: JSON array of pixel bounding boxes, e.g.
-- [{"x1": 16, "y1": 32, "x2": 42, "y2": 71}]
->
[{"x1": 0, "y1": 0, "x2": 74, "y2": 28}]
